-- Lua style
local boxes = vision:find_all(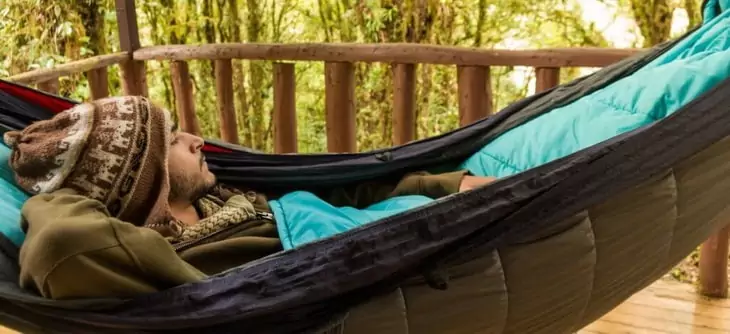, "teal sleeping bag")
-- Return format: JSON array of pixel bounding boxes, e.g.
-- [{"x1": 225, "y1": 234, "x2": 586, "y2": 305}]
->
[
  {"x1": 272, "y1": 8, "x2": 730, "y2": 250},
  {"x1": 0, "y1": 143, "x2": 28, "y2": 246},
  {"x1": 270, "y1": 192, "x2": 434, "y2": 250},
  {"x1": 704, "y1": 0, "x2": 730, "y2": 22}
]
